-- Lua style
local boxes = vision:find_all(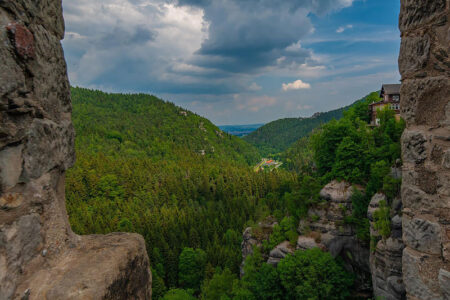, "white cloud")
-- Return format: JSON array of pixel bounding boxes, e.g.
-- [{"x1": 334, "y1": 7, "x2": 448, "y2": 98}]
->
[
  {"x1": 282, "y1": 80, "x2": 311, "y2": 91},
  {"x1": 336, "y1": 24, "x2": 353, "y2": 33},
  {"x1": 248, "y1": 82, "x2": 262, "y2": 91}
]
